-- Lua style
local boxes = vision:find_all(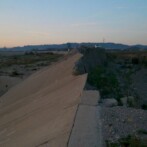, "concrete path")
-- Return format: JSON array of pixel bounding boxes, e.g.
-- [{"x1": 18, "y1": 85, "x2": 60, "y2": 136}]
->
[
  {"x1": 80, "y1": 90, "x2": 100, "y2": 106},
  {"x1": 68, "y1": 90, "x2": 103, "y2": 147}
]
